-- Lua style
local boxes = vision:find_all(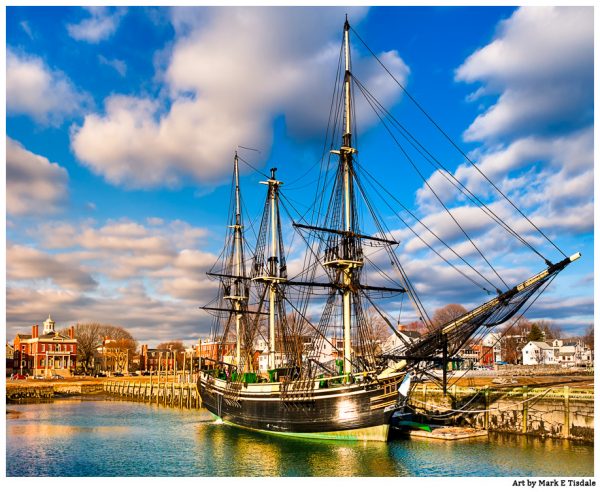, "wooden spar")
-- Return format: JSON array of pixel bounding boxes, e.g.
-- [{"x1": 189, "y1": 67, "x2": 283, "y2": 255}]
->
[
  {"x1": 341, "y1": 16, "x2": 354, "y2": 375},
  {"x1": 440, "y1": 252, "x2": 581, "y2": 336}
]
